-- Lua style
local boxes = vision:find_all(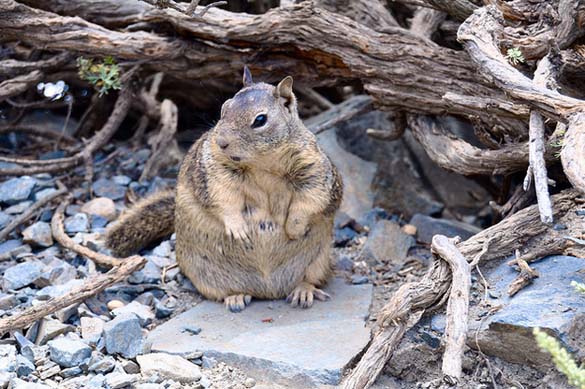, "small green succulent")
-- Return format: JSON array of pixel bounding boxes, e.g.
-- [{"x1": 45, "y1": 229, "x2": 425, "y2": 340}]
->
[{"x1": 77, "y1": 56, "x2": 122, "y2": 97}]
